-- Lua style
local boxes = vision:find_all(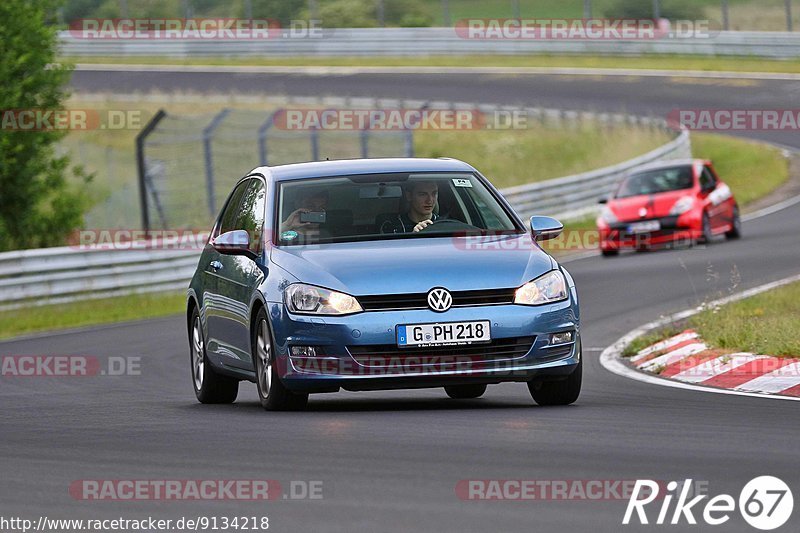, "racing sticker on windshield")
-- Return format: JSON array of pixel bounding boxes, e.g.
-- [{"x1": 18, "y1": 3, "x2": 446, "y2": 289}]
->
[{"x1": 452, "y1": 178, "x2": 472, "y2": 188}]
